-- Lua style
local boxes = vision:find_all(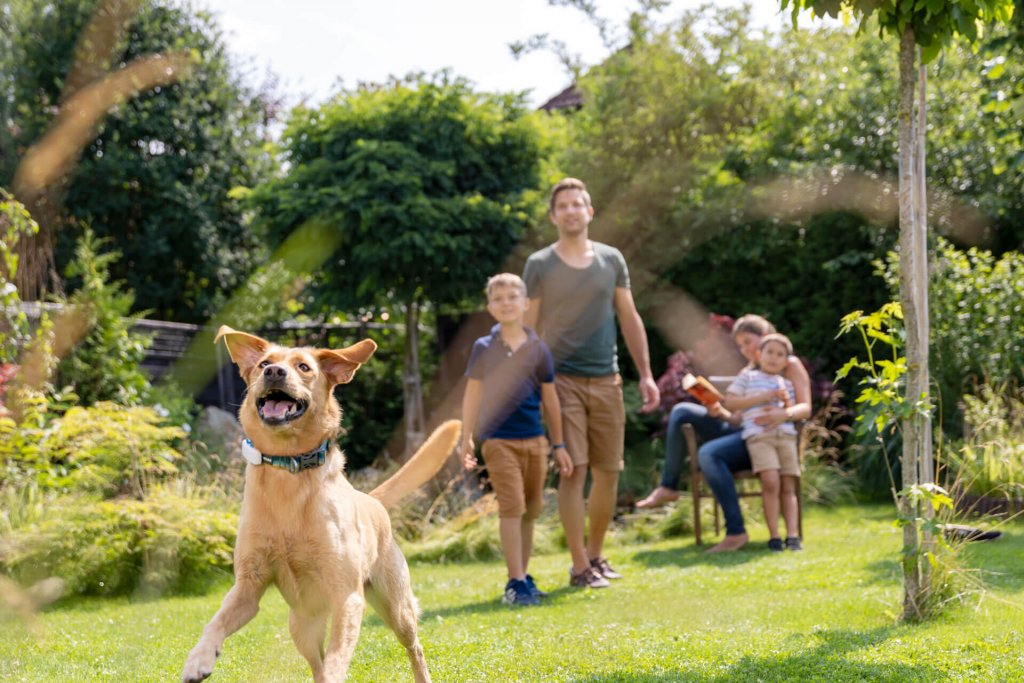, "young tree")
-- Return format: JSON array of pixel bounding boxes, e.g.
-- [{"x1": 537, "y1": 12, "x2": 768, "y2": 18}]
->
[
  {"x1": 782, "y1": 0, "x2": 1016, "y2": 620},
  {"x1": 252, "y1": 74, "x2": 551, "y2": 453}
]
